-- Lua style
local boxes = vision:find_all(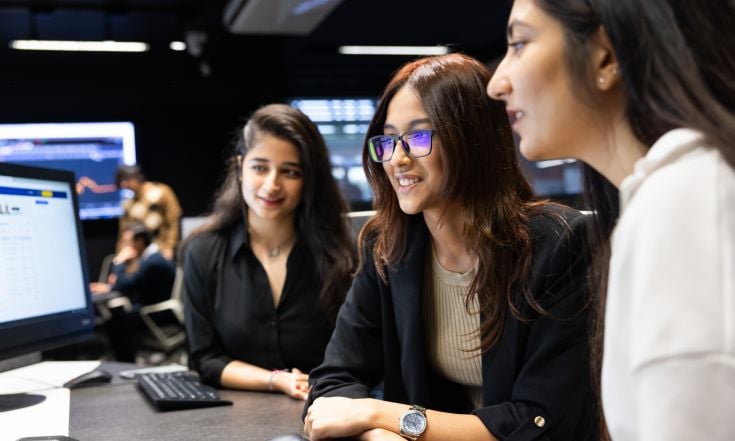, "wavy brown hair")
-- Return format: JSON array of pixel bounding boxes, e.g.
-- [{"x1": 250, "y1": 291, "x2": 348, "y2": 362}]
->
[
  {"x1": 181, "y1": 104, "x2": 356, "y2": 321},
  {"x1": 360, "y1": 53, "x2": 552, "y2": 351}
]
